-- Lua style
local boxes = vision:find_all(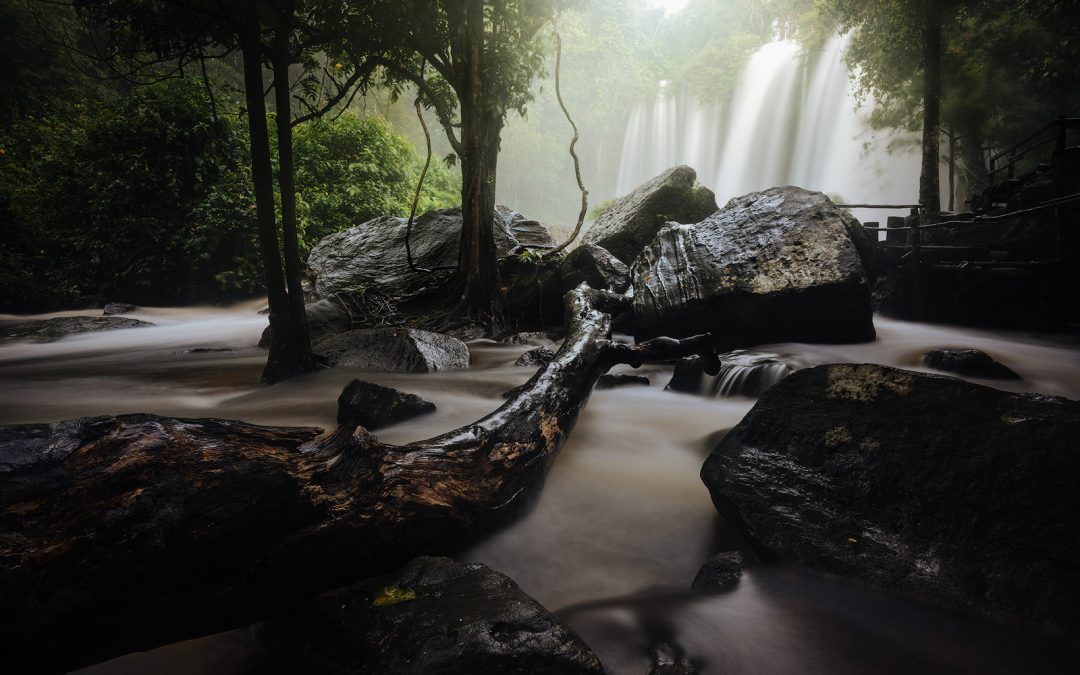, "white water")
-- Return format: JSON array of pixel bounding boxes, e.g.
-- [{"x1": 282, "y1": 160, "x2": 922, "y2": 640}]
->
[
  {"x1": 2, "y1": 306, "x2": 1077, "y2": 674},
  {"x1": 615, "y1": 35, "x2": 923, "y2": 225}
]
